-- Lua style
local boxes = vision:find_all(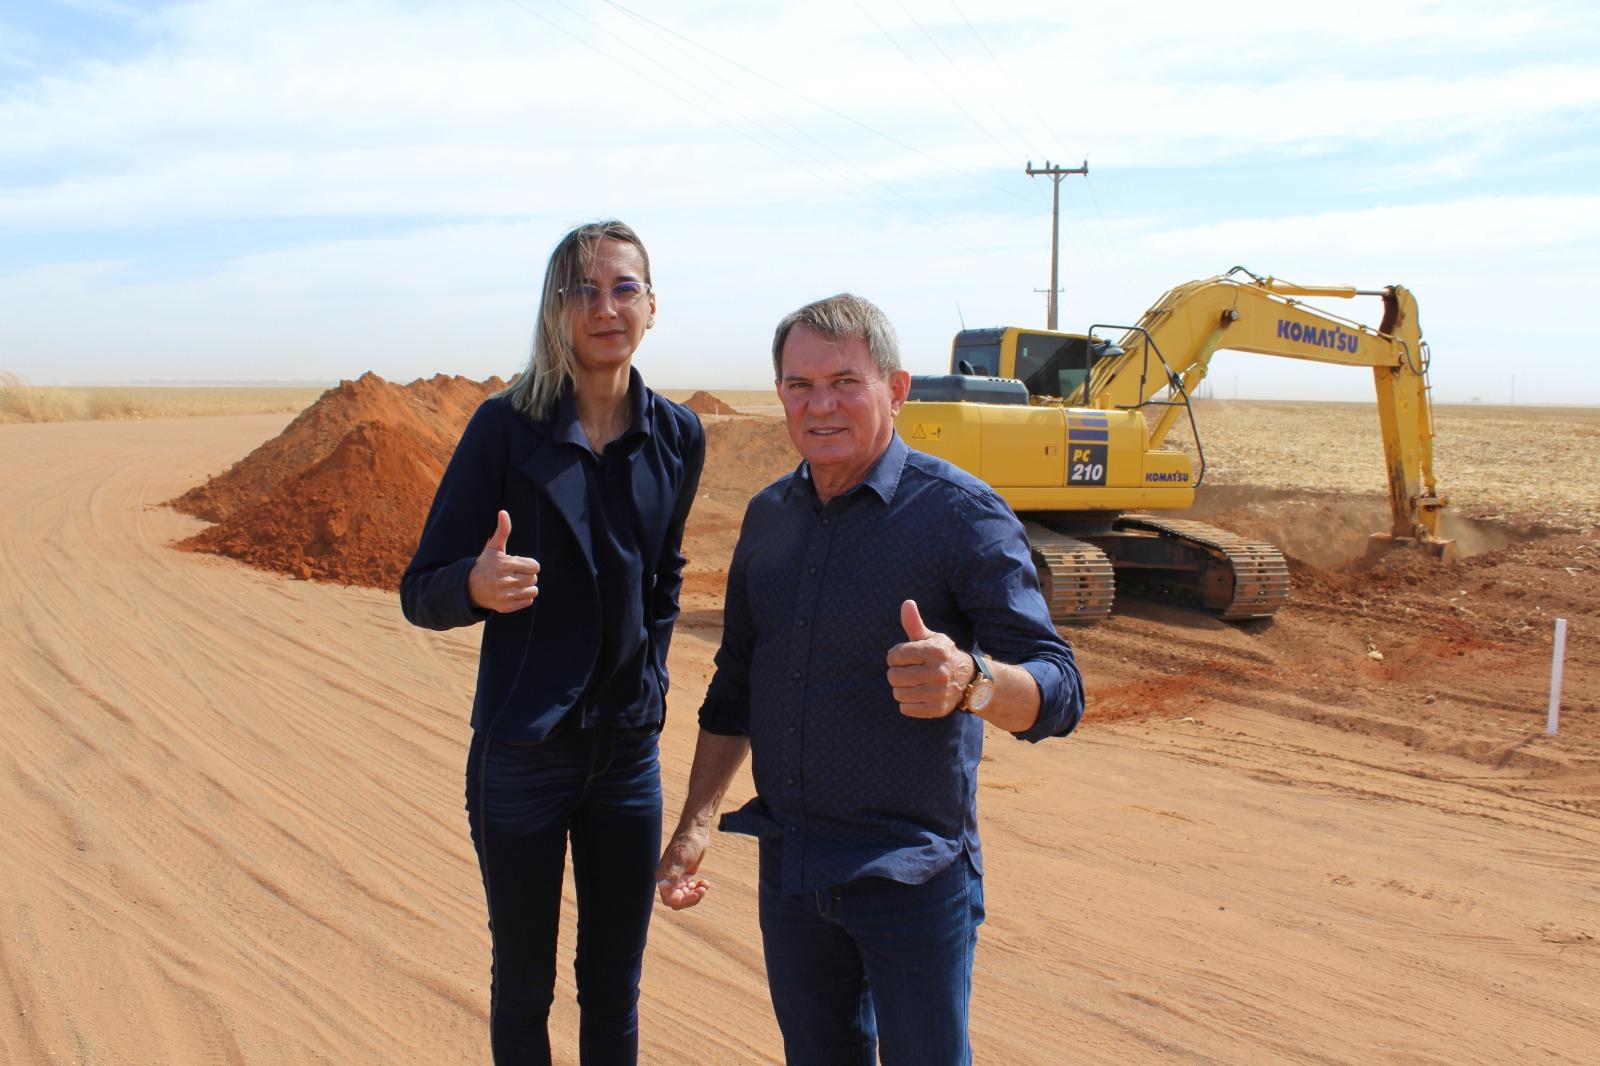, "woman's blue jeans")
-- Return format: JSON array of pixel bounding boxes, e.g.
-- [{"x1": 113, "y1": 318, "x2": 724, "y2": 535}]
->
[
  {"x1": 465, "y1": 724, "x2": 662, "y2": 1065},
  {"x1": 757, "y1": 839, "x2": 986, "y2": 1066}
]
